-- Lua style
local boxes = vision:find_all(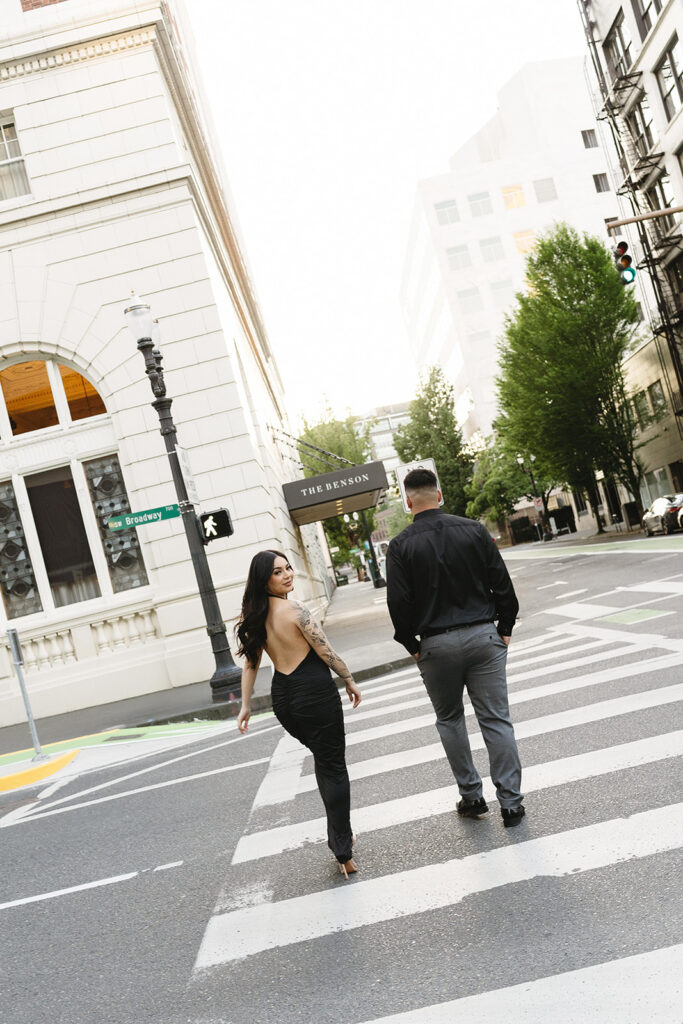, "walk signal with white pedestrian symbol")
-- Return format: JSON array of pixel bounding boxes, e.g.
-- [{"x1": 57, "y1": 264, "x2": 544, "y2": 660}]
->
[
  {"x1": 614, "y1": 241, "x2": 636, "y2": 285},
  {"x1": 199, "y1": 509, "x2": 234, "y2": 544}
]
